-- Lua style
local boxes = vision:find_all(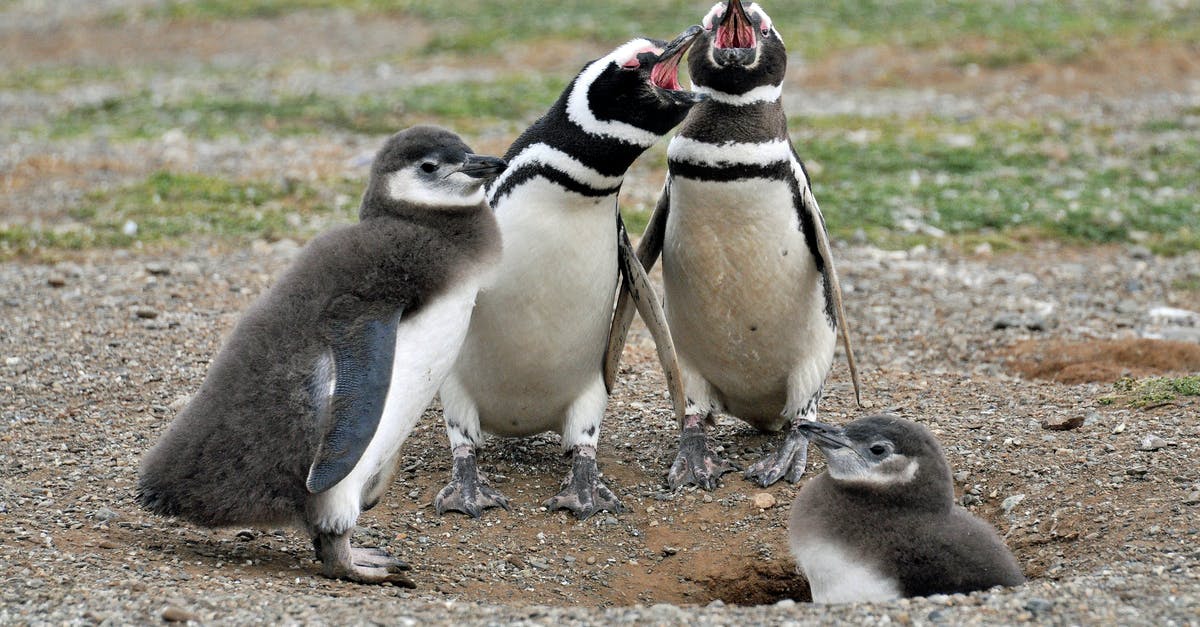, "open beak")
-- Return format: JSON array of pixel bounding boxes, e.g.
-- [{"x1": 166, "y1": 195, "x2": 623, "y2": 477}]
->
[
  {"x1": 795, "y1": 420, "x2": 855, "y2": 451},
  {"x1": 715, "y1": 0, "x2": 756, "y2": 49},
  {"x1": 455, "y1": 154, "x2": 507, "y2": 179},
  {"x1": 649, "y1": 25, "x2": 708, "y2": 105}
]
